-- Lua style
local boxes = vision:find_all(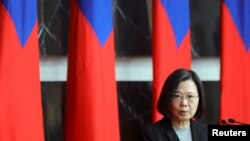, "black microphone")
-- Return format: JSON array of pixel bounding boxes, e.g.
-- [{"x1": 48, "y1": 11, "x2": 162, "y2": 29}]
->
[
  {"x1": 228, "y1": 118, "x2": 250, "y2": 125},
  {"x1": 220, "y1": 119, "x2": 229, "y2": 125}
]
